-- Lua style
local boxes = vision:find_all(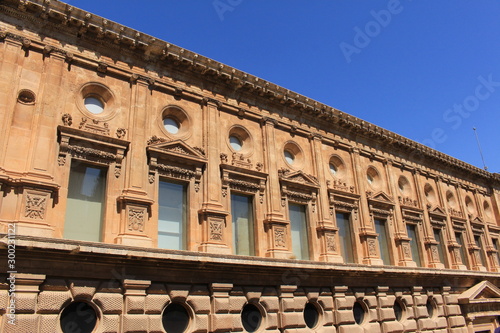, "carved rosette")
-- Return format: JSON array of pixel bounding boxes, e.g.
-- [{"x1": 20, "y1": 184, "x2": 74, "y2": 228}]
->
[
  {"x1": 58, "y1": 125, "x2": 129, "y2": 178},
  {"x1": 147, "y1": 138, "x2": 207, "y2": 192}
]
